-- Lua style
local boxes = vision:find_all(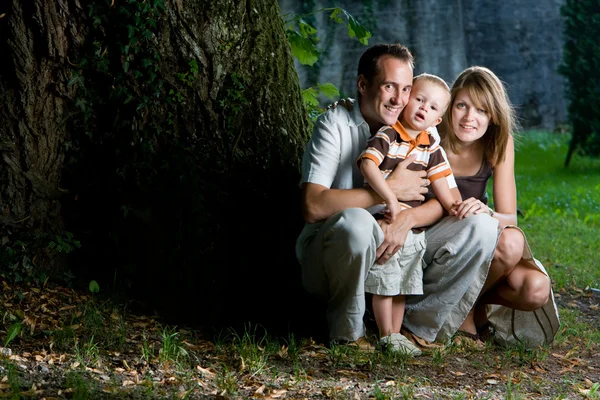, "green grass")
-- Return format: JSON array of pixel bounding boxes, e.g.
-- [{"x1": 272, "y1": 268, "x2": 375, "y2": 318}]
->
[{"x1": 500, "y1": 131, "x2": 600, "y2": 290}]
